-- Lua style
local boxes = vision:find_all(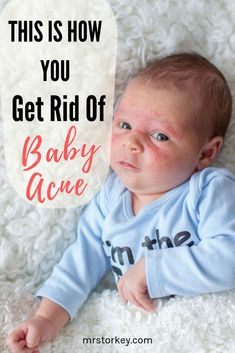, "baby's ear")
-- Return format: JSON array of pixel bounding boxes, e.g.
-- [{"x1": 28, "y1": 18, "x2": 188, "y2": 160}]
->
[{"x1": 196, "y1": 136, "x2": 223, "y2": 171}]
